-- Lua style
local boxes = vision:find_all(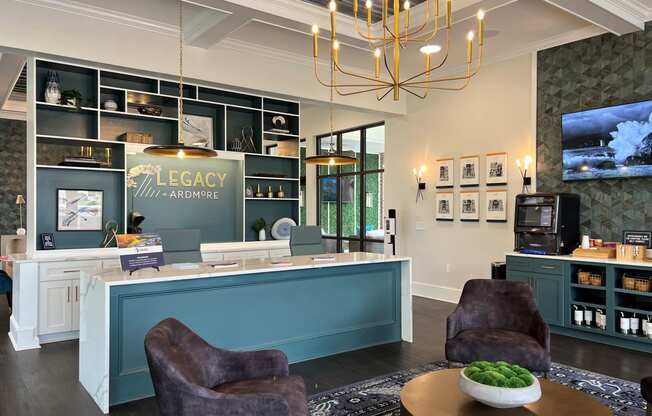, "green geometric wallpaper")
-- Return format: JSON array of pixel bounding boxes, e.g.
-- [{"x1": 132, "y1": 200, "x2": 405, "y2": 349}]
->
[
  {"x1": 0, "y1": 119, "x2": 26, "y2": 236},
  {"x1": 537, "y1": 23, "x2": 652, "y2": 241}
]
